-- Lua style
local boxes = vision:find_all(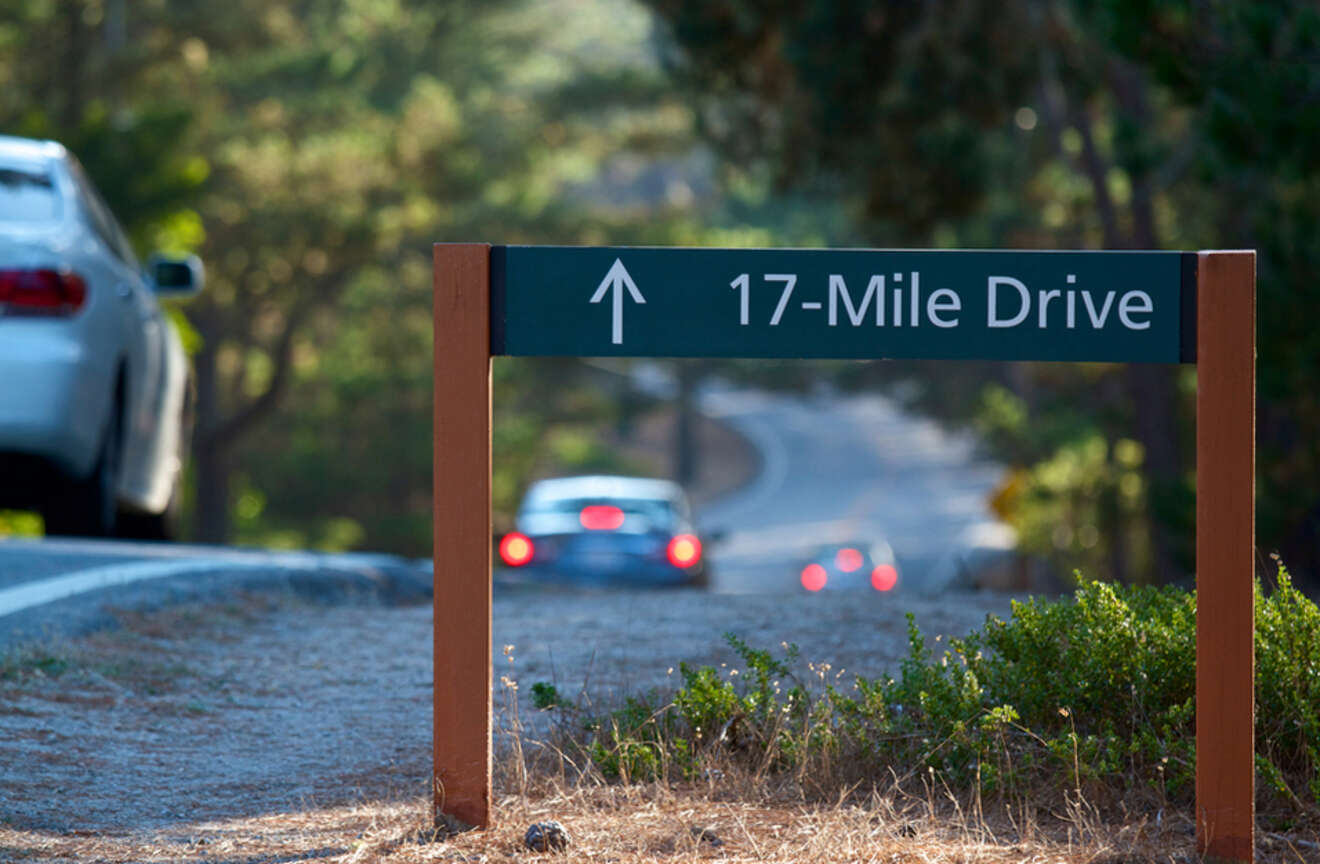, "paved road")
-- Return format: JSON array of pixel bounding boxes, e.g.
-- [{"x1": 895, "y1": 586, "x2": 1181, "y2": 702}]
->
[
  {"x1": 697, "y1": 385, "x2": 1014, "y2": 594},
  {"x1": 0, "y1": 381, "x2": 1012, "y2": 641},
  {"x1": 0, "y1": 537, "x2": 427, "y2": 646}
]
